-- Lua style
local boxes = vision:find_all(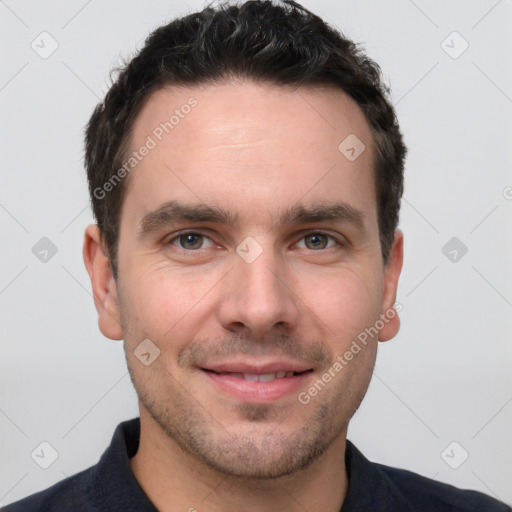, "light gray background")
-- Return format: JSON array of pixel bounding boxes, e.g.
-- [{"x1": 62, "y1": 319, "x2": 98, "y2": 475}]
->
[{"x1": 1, "y1": 0, "x2": 511, "y2": 507}]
